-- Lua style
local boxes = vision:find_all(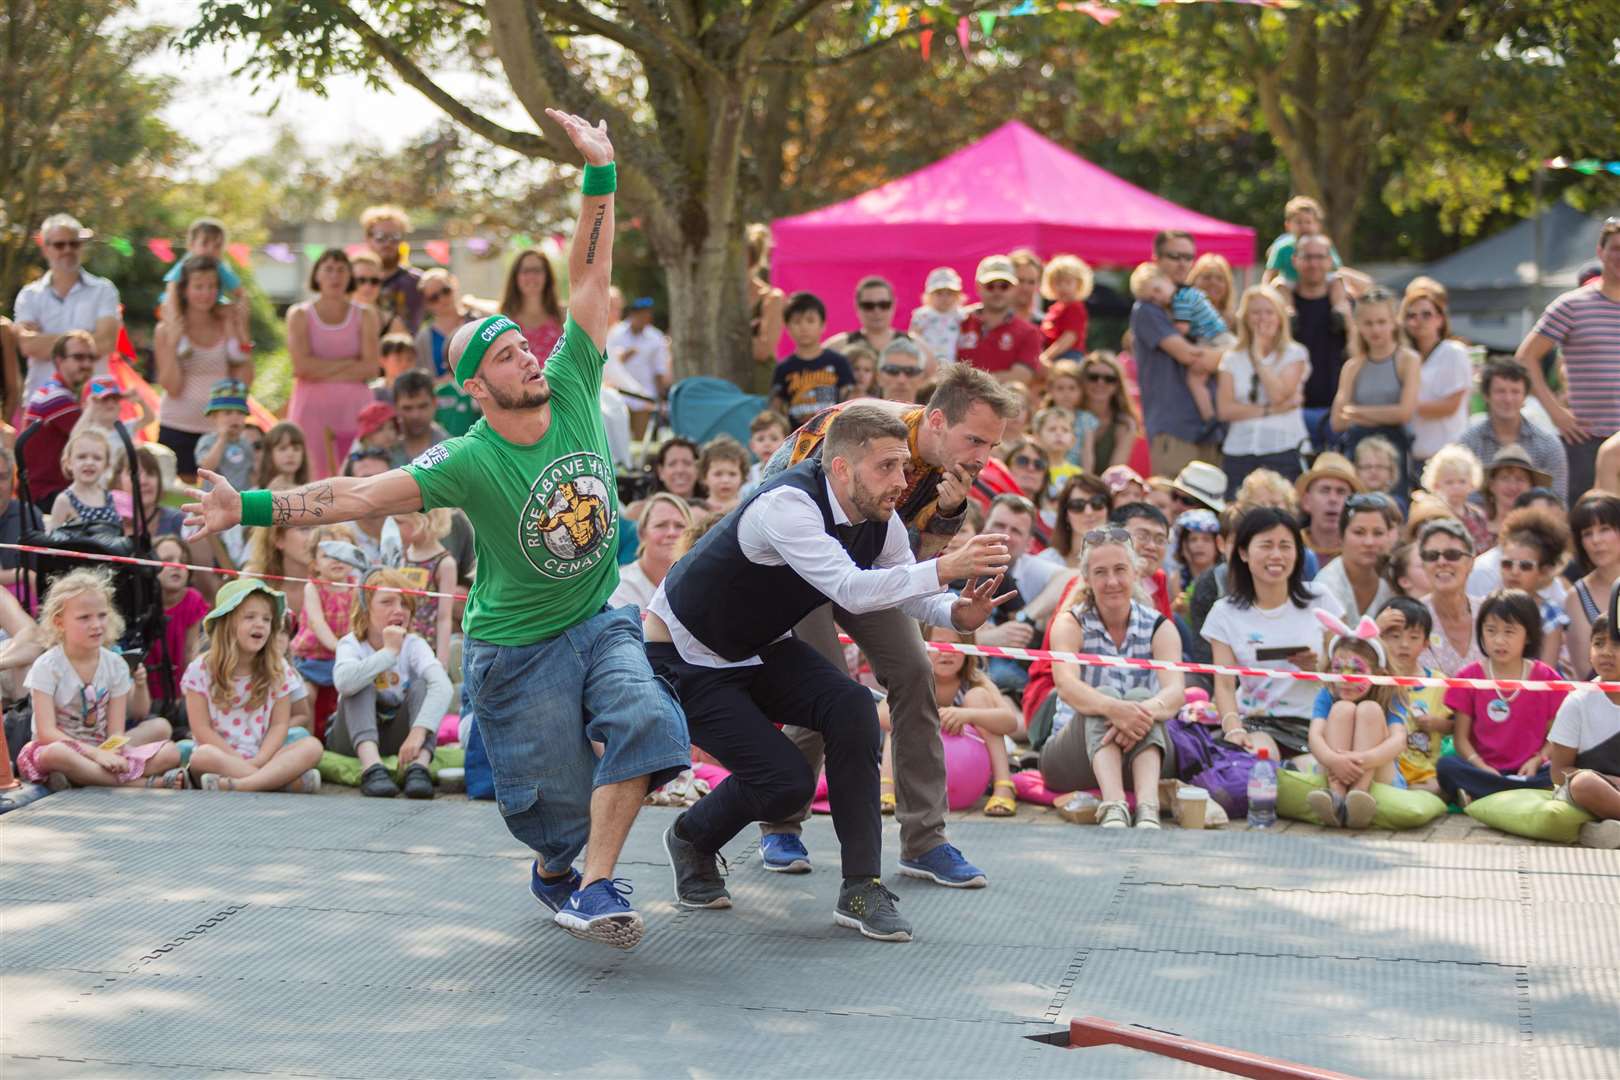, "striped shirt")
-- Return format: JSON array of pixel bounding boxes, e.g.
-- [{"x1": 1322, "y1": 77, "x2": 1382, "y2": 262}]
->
[
  {"x1": 1532, "y1": 284, "x2": 1620, "y2": 435},
  {"x1": 1071, "y1": 599, "x2": 1164, "y2": 697}
]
